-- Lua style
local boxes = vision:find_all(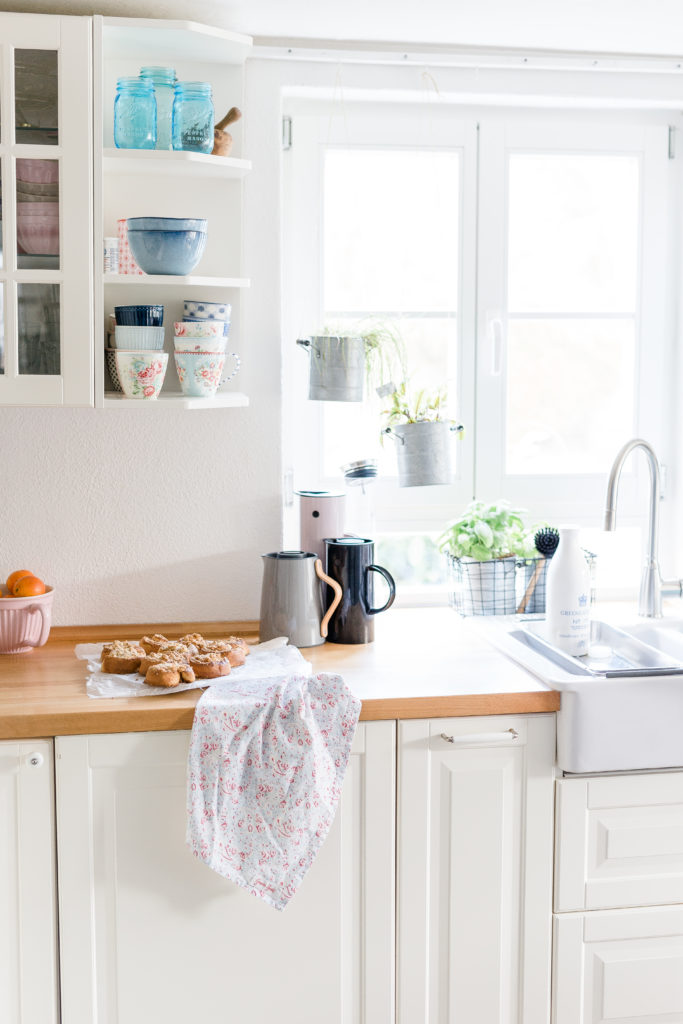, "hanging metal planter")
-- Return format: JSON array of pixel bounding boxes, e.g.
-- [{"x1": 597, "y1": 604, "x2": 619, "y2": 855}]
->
[
  {"x1": 297, "y1": 335, "x2": 365, "y2": 402},
  {"x1": 384, "y1": 419, "x2": 462, "y2": 487}
]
